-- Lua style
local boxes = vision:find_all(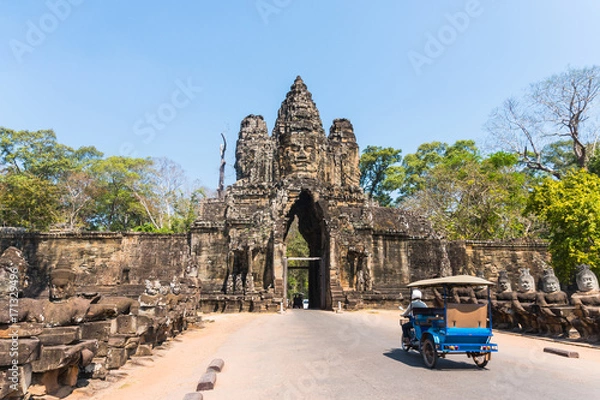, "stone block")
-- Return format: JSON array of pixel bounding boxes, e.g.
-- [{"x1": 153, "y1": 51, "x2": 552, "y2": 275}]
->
[
  {"x1": 0, "y1": 338, "x2": 40, "y2": 366},
  {"x1": 38, "y1": 326, "x2": 81, "y2": 346},
  {"x1": 80, "y1": 320, "x2": 115, "y2": 341},
  {"x1": 196, "y1": 370, "x2": 217, "y2": 391},
  {"x1": 105, "y1": 347, "x2": 128, "y2": 370},
  {"x1": 543, "y1": 347, "x2": 579, "y2": 358},
  {"x1": 0, "y1": 322, "x2": 44, "y2": 339},
  {"x1": 31, "y1": 340, "x2": 98, "y2": 373},
  {"x1": 83, "y1": 358, "x2": 108, "y2": 380},
  {"x1": 206, "y1": 358, "x2": 224, "y2": 373},
  {"x1": 116, "y1": 315, "x2": 136, "y2": 335},
  {"x1": 183, "y1": 393, "x2": 204, "y2": 400},
  {"x1": 107, "y1": 334, "x2": 134, "y2": 348},
  {"x1": 41, "y1": 369, "x2": 60, "y2": 394},
  {"x1": 134, "y1": 344, "x2": 153, "y2": 356},
  {"x1": 96, "y1": 340, "x2": 109, "y2": 357},
  {"x1": 59, "y1": 365, "x2": 79, "y2": 387},
  {"x1": 79, "y1": 348, "x2": 95, "y2": 368},
  {"x1": 85, "y1": 303, "x2": 118, "y2": 321},
  {"x1": 0, "y1": 363, "x2": 32, "y2": 398}
]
